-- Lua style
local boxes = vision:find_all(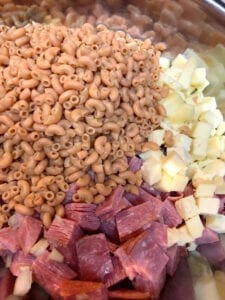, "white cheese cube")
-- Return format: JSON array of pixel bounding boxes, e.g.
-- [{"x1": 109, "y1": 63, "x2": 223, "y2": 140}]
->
[
  {"x1": 175, "y1": 195, "x2": 199, "y2": 220},
  {"x1": 206, "y1": 215, "x2": 225, "y2": 233},
  {"x1": 171, "y1": 173, "x2": 189, "y2": 192},
  {"x1": 139, "y1": 150, "x2": 162, "y2": 161},
  {"x1": 167, "y1": 147, "x2": 192, "y2": 164},
  {"x1": 192, "y1": 121, "x2": 213, "y2": 139},
  {"x1": 177, "y1": 225, "x2": 193, "y2": 246},
  {"x1": 203, "y1": 160, "x2": 225, "y2": 178},
  {"x1": 172, "y1": 54, "x2": 188, "y2": 68},
  {"x1": 200, "y1": 109, "x2": 223, "y2": 131},
  {"x1": 178, "y1": 56, "x2": 196, "y2": 90},
  {"x1": 141, "y1": 157, "x2": 161, "y2": 186},
  {"x1": 159, "y1": 56, "x2": 170, "y2": 69},
  {"x1": 196, "y1": 197, "x2": 220, "y2": 215},
  {"x1": 162, "y1": 151, "x2": 186, "y2": 177},
  {"x1": 160, "y1": 93, "x2": 184, "y2": 119},
  {"x1": 186, "y1": 215, "x2": 204, "y2": 239},
  {"x1": 170, "y1": 103, "x2": 194, "y2": 124},
  {"x1": 215, "y1": 183, "x2": 225, "y2": 195},
  {"x1": 191, "y1": 67, "x2": 209, "y2": 89},
  {"x1": 154, "y1": 171, "x2": 173, "y2": 192},
  {"x1": 173, "y1": 134, "x2": 192, "y2": 152},
  {"x1": 167, "y1": 228, "x2": 179, "y2": 247},
  {"x1": 207, "y1": 137, "x2": 223, "y2": 158},
  {"x1": 191, "y1": 137, "x2": 208, "y2": 159},
  {"x1": 148, "y1": 130, "x2": 165, "y2": 146},
  {"x1": 216, "y1": 121, "x2": 225, "y2": 136},
  {"x1": 195, "y1": 97, "x2": 217, "y2": 114},
  {"x1": 195, "y1": 183, "x2": 216, "y2": 197}
]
